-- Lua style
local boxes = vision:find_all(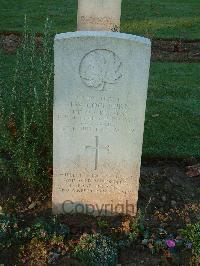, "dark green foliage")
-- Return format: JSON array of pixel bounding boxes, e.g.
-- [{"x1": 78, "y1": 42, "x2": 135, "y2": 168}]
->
[
  {"x1": 0, "y1": 214, "x2": 18, "y2": 249},
  {"x1": 97, "y1": 220, "x2": 109, "y2": 229},
  {"x1": 0, "y1": 19, "x2": 53, "y2": 187},
  {"x1": 30, "y1": 217, "x2": 69, "y2": 241},
  {"x1": 180, "y1": 222, "x2": 200, "y2": 255},
  {"x1": 74, "y1": 234, "x2": 118, "y2": 266},
  {"x1": 0, "y1": 214, "x2": 70, "y2": 250}
]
